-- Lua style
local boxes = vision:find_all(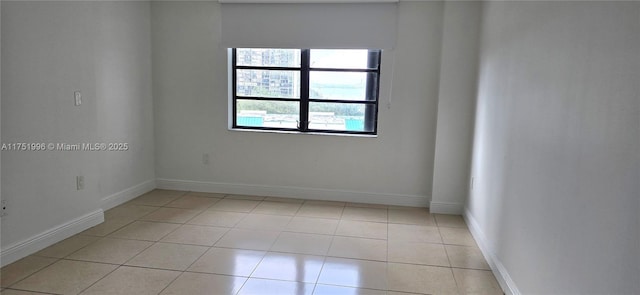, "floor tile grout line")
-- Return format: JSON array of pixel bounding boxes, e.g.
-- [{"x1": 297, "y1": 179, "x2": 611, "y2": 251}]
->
[
  {"x1": 314, "y1": 254, "x2": 328, "y2": 285},
  {"x1": 250, "y1": 199, "x2": 305, "y2": 216},
  {"x1": 165, "y1": 190, "x2": 224, "y2": 210},
  {"x1": 2, "y1": 256, "x2": 61, "y2": 290},
  {"x1": 234, "y1": 245, "x2": 269, "y2": 294},
  {"x1": 310, "y1": 282, "x2": 319, "y2": 295},
  {"x1": 312, "y1": 248, "x2": 331, "y2": 291},
  {"x1": 79, "y1": 216, "x2": 139, "y2": 238},
  {"x1": 313, "y1": 281, "x2": 391, "y2": 293},
  {"x1": 135, "y1": 205, "x2": 163, "y2": 221},
  {"x1": 55, "y1": 257, "x2": 125, "y2": 267},
  {"x1": 153, "y1": 241, "x2": 218, "y2": 295},
  {"x1": 449, "y1": 261, "x2": 463, "y2": 295},
  {"x1": 180, "y1": 269, "x2": 252, "y2": 278},
  {"x1": 2, "y1": 287, "x2": 61, "y2": 295},
  {"x1": 155, "y1": 270, "x2": 186, "y2": 295},
  {"x1": 306, "y1": 207, "x2": 338, "y2": 290},
  {"x1": 236, "y1": 276, "x2": 319, "y2": 288},
  {"x1": 118, "y1": 236, "x2": 171, "y2": 269},
  {"x1": 386, "y1": 206, "x2": 390, "y2": 262},
  {"x1": 32, "y1": 235, "x2": 100, "y2": 261},
  {"x1": 120, "y1": 219, "x2": 189, "y2": 226},
  {"x1": 84, "y1": 263, "x2": 187, "y2": 277},
  {"x1": 436, "y1": 217, "x2": 462, "y2": 295},
  {"x1": 337, "y1": 204, "x2": 345, "y2": 220},
  {"x1": 70, "y1": 258, "x2": 121, "y2": 295},
  {"x1": 139, "y1": 209, "x2": 205, "y2": 224},
  {"x1": 181, "y1": 245, "x2": 214, "y2": 272},
  {"x1": 162, "y1": 222, "x2": 232, "y2": 231},
  {"x1": 158, "y1": 228, "x2": 230, "y2": 247},
  {"x1": 442, "y1": 241, "x2": 456, "y2": 267},
  {"x1": 313, "y1": 283, "x2": 397, "y2": 294}
]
